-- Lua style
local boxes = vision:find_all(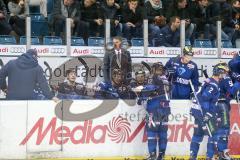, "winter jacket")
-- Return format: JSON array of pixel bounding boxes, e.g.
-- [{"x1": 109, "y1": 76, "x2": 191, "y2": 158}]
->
[{"x1": 0, "y1": 49, "x2": 53, "y2": 100}]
